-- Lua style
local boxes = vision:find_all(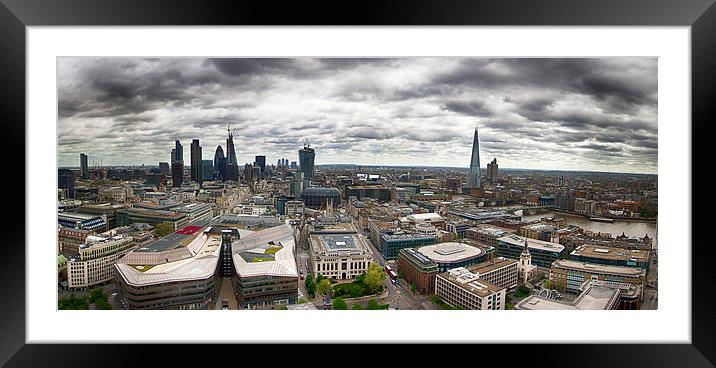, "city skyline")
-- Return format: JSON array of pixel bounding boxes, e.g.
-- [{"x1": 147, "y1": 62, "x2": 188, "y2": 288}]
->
[{"x1": 58, "y1": 58, "x2": 657, "y2": 174}]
